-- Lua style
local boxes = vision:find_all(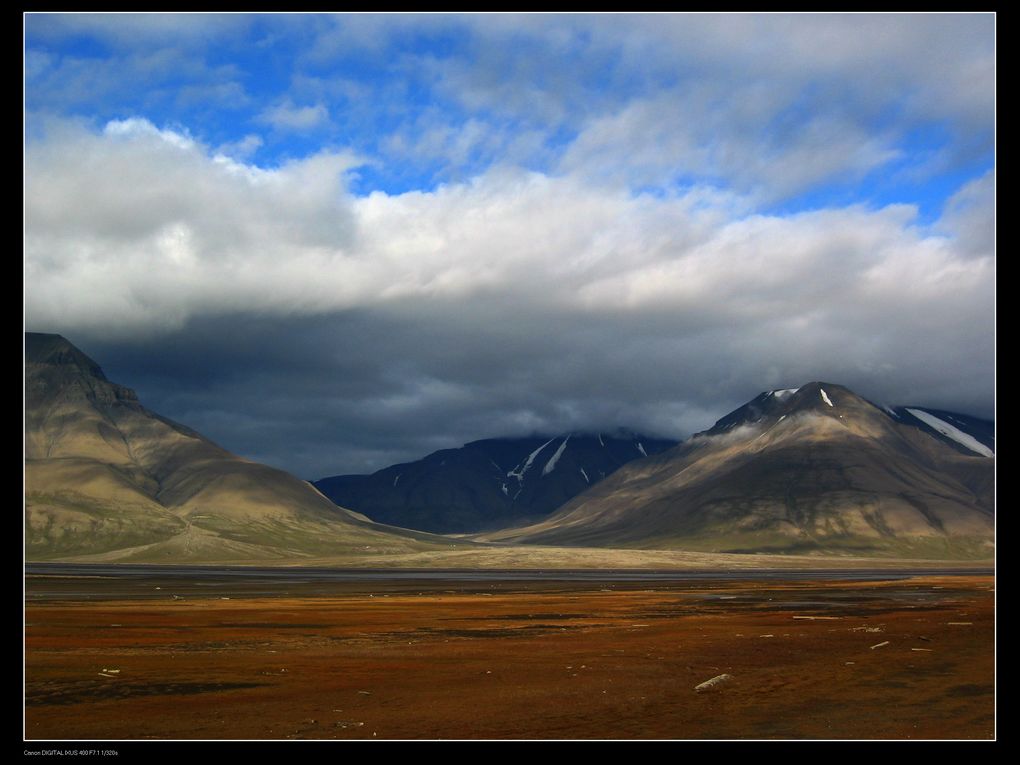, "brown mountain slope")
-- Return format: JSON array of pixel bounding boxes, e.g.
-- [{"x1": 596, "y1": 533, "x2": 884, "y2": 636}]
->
[
  {"x1": 25, "y1": 333, "x2": 453, "y2": 562},
  {"x1": 481, "y1": 383, "x2": 994, "y2": 559}
]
